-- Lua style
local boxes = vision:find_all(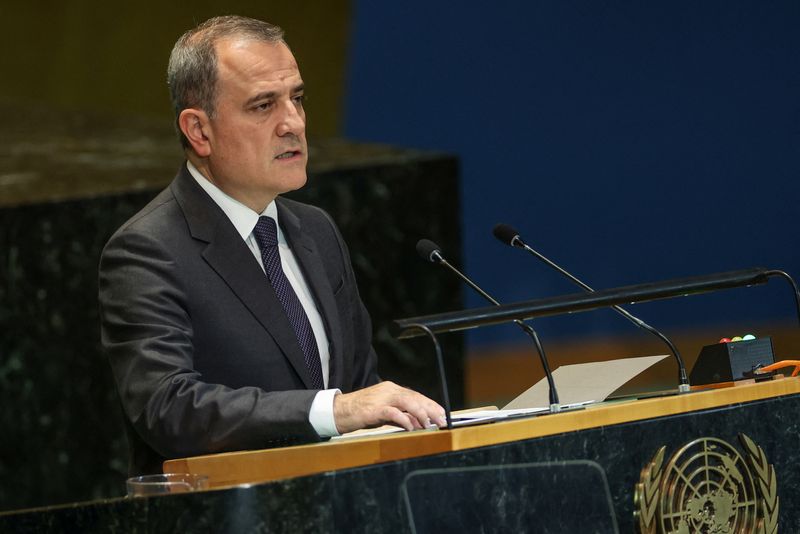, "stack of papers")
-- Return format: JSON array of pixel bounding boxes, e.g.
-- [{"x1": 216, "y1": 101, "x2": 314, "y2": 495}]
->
[{"x1": 332, "y1": 355, "x2": 668, "y2": 440}]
